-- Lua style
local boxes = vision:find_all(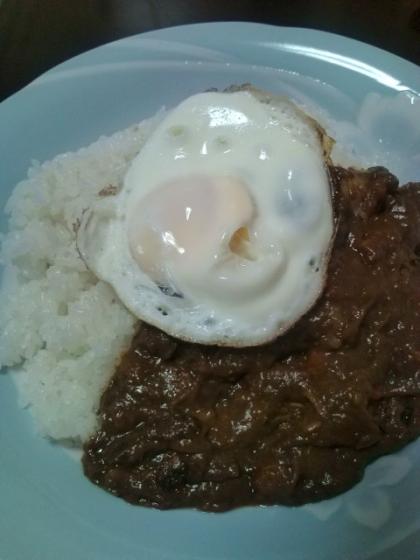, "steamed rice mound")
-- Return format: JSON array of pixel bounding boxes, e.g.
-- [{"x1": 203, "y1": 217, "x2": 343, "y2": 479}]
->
[{"x1": 0, "y1": 115, "x2": 163, "y2": 441}]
